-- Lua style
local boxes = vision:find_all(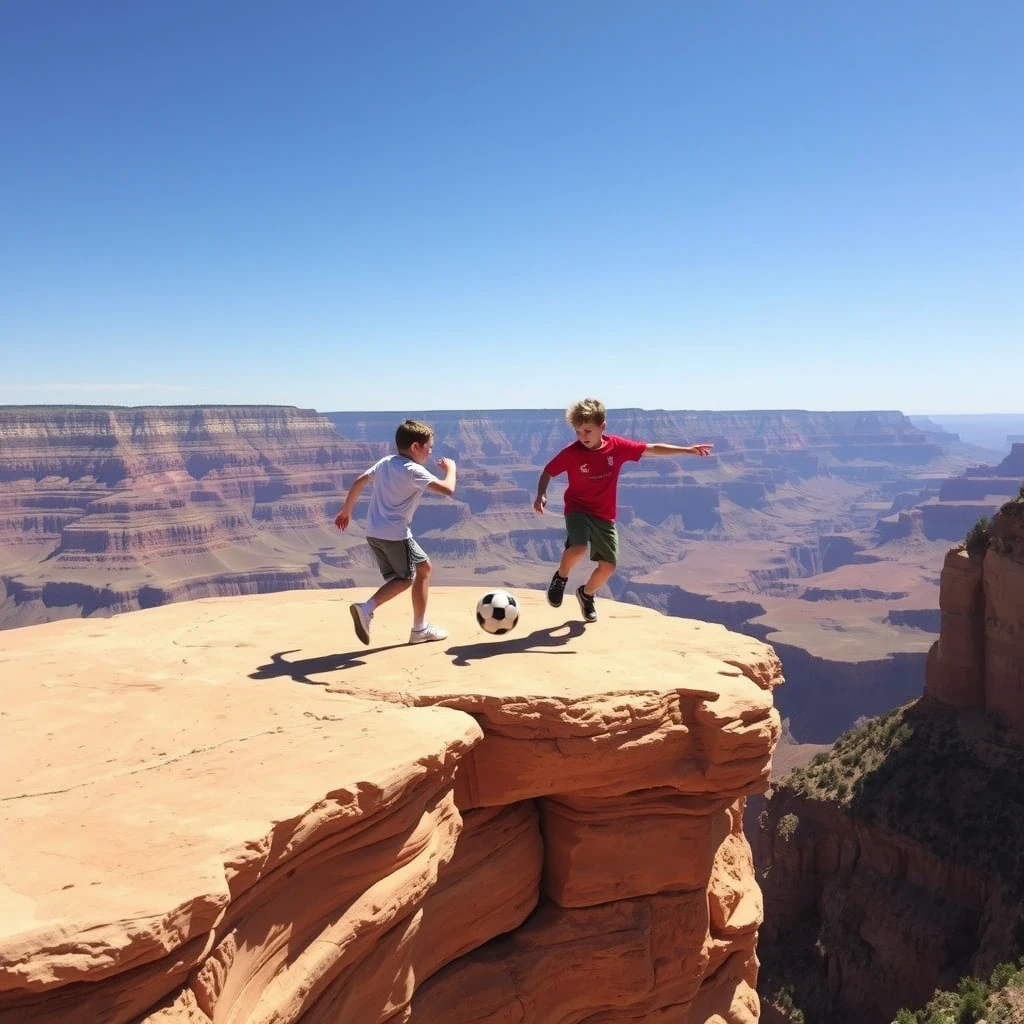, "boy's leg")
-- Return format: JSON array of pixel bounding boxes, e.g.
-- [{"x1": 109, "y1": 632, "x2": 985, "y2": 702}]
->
[
  {"x1": 410, "y1": 558, "x2": 431, "y2": 628},
  {"x1": 558, "y1": 545, "x2": 587, "y2": 578},
  {"x1": 351, "y1": 539, "x2": 415, "y2": 644},
  {"x1": 547, "y1": 545, "x2": 585, "y2": 607},
  {"x1": 406, "y1": 538, "x2": 447, "y2": 643},
  {"x1": 577, "y1": 519, "x2": 618, "y2": 622},
  {"x1": 371, "y1": 576, "x2": 414, "y2": 608},
  {"x1": 549, "y1": 513, "x2": 591, "y2": 607},
  {"x1": 584, "y1": 560, "x2": 616, "y2": 594}
]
